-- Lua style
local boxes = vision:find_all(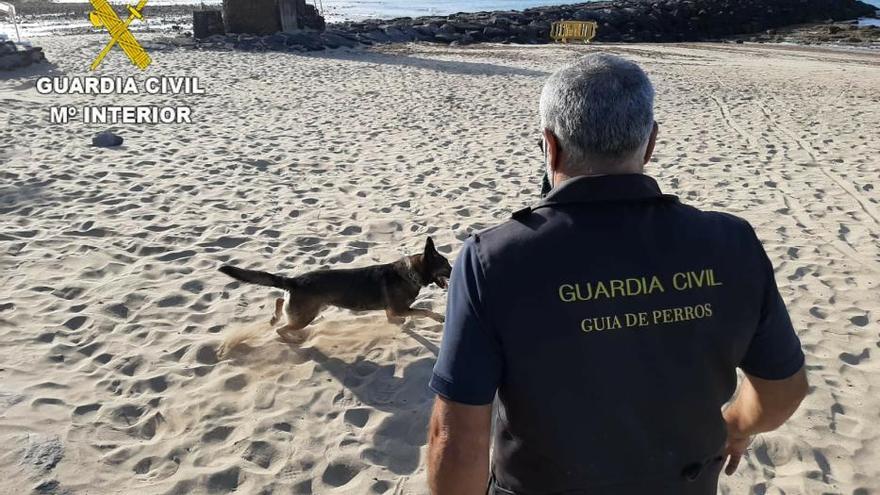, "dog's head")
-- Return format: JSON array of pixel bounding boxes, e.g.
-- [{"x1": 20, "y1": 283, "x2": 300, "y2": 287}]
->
[{"x1": 422, "y1": 237, "x2": 452, "y2": 289}]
